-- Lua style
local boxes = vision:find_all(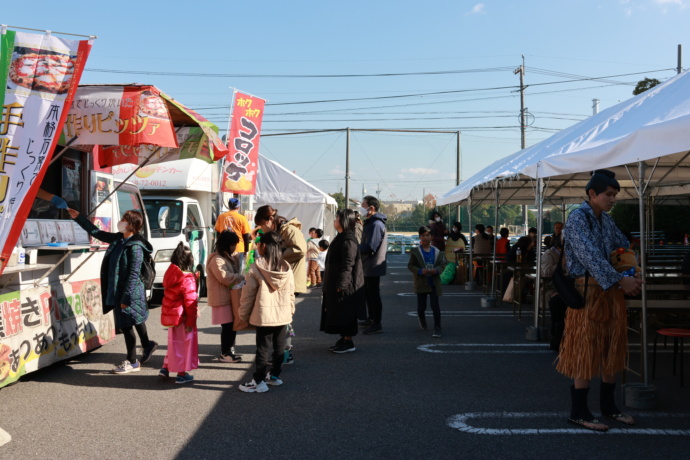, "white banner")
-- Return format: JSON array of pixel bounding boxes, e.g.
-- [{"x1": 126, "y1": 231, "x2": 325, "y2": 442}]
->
[{"x1": 0, "y1": 30, "x2": 90, "y2": 272}]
